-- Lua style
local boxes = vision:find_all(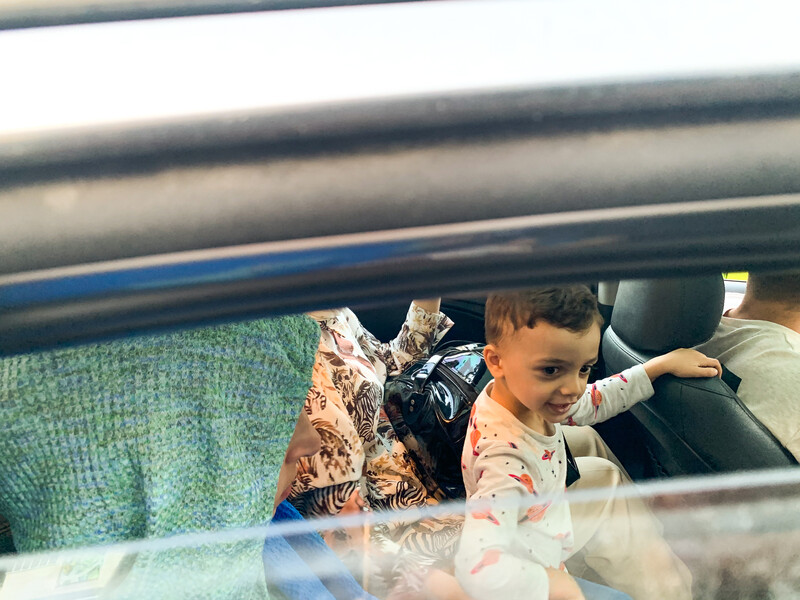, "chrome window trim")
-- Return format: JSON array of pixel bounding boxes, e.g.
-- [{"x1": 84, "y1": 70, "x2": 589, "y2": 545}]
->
[{"x1": 2, "y1": 193, "x2": 799, "y2": 355}]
